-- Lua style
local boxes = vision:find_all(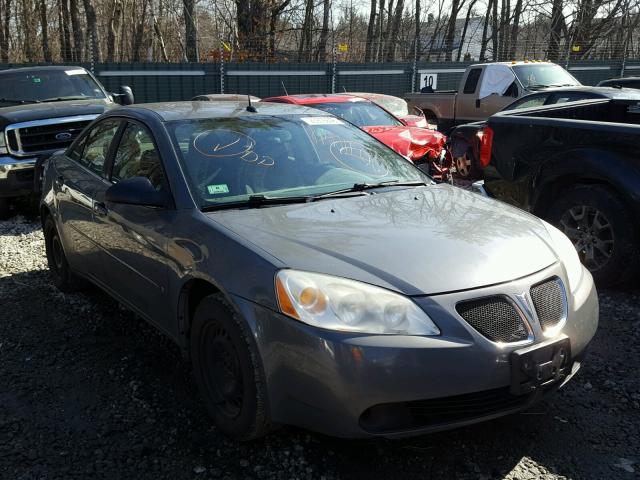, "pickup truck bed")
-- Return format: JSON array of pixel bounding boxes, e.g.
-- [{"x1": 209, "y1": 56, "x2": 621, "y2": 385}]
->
[{"x1": 484, "y1": 98, "x2": 640, "y2": 285}]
